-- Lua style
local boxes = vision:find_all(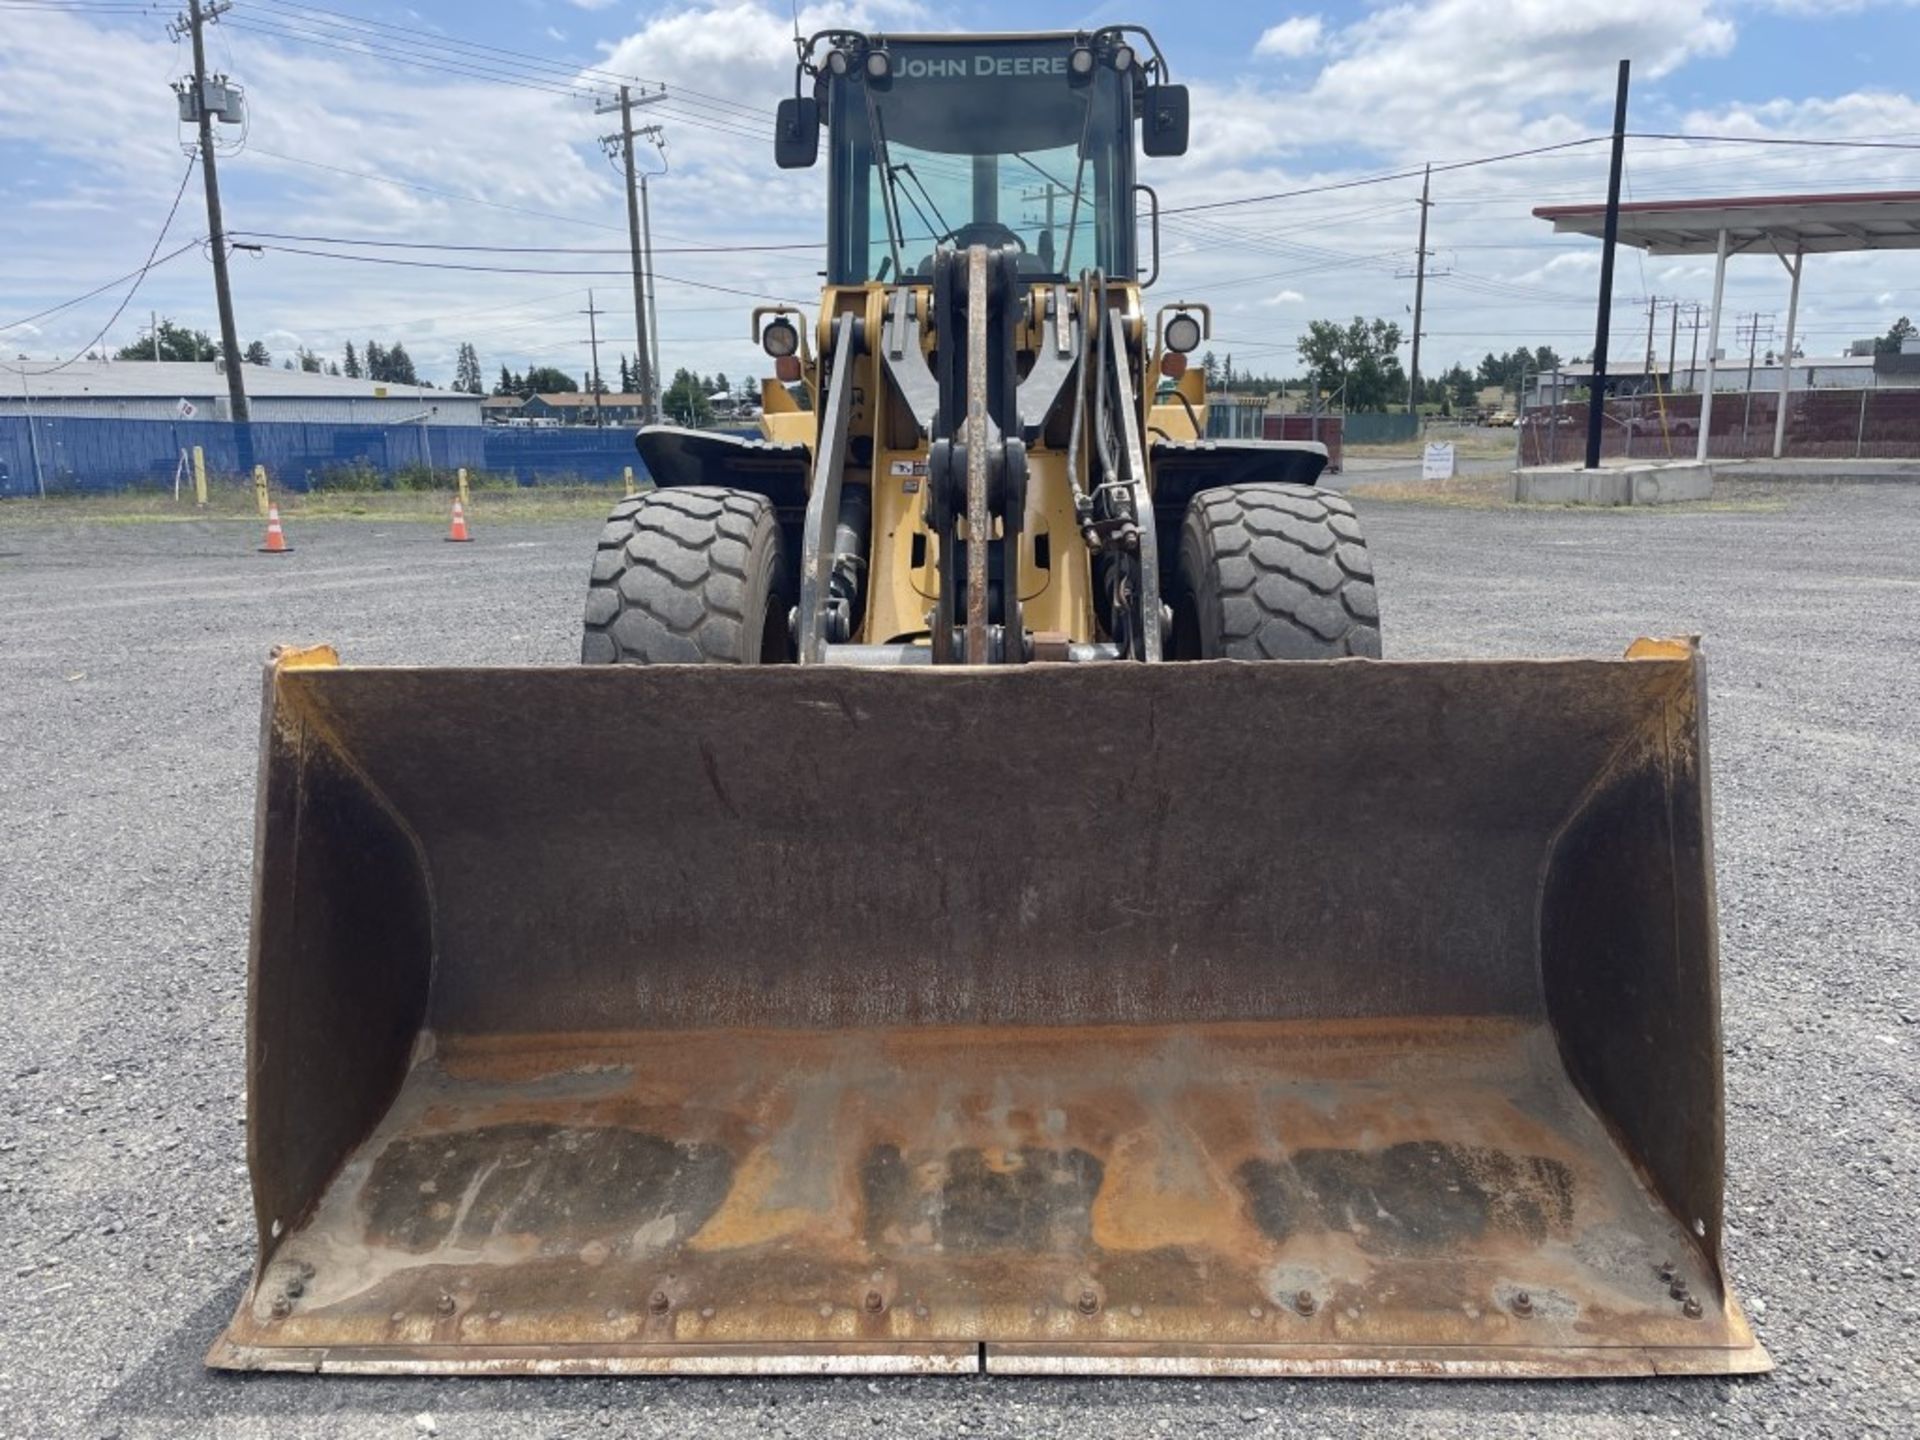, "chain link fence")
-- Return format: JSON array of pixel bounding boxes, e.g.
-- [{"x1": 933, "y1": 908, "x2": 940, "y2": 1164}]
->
[
  {"x1": 1517, "y1": 388, "x2": 1920, "y2": 467},
  {"x1": 0, "y1": 417, "x2": 652, "y2": 497}
]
